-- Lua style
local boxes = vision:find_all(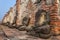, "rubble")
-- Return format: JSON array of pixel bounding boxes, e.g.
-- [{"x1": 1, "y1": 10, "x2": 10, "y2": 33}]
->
[{"x1": 0, "y1": 25, "x2": 60, "y2": 40}]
